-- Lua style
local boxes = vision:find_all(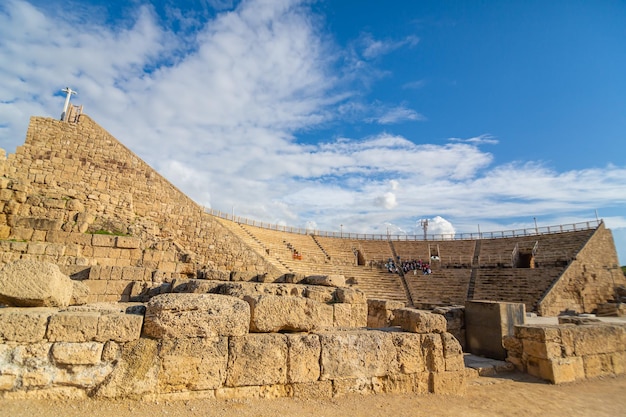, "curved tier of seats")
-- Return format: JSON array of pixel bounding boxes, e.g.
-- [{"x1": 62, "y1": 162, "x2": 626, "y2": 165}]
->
[{"x1": 212, "y1": 216, "x2": 601, "y2": 312}]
